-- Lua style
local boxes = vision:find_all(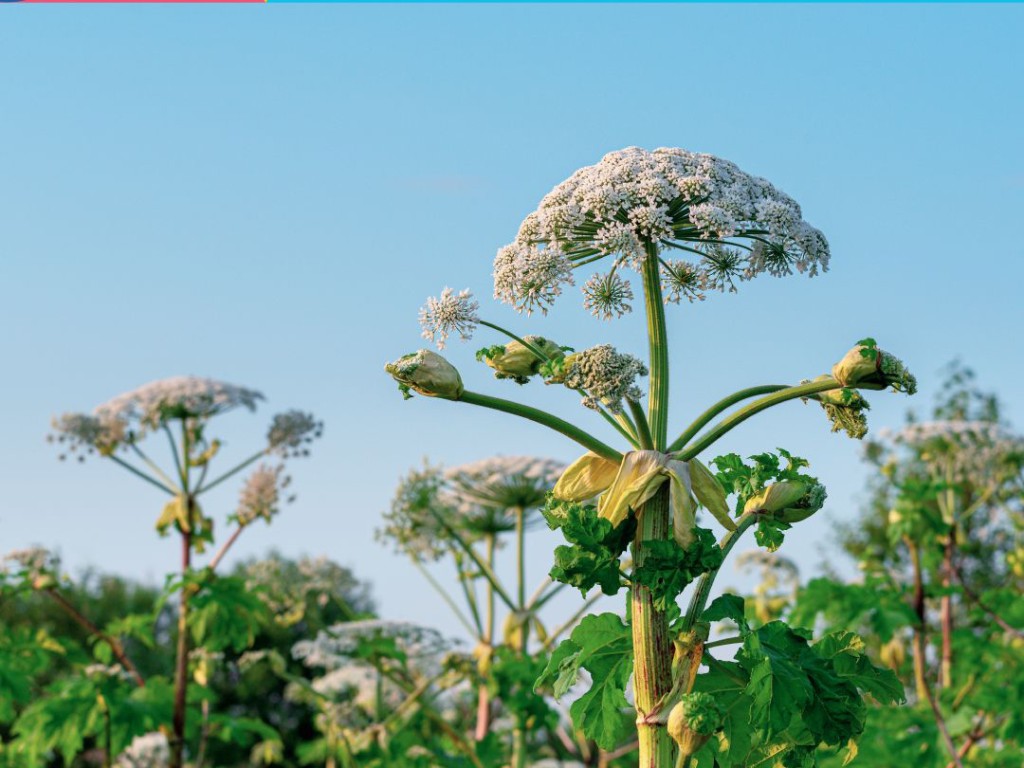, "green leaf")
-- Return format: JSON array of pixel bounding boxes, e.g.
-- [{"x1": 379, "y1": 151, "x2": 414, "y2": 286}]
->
[
  {"x1": 543, "y1": 499, "x2": 635, "y2": 596},
  {"x1": 702, "y1": 594, "x2": 749, "y2": 633},
  {"x1": 632, "y1": 529, "x2": 723, "y2": 611},
  {"x1": 537, "y1": 612, "x2": 633, "y2": 750}
]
